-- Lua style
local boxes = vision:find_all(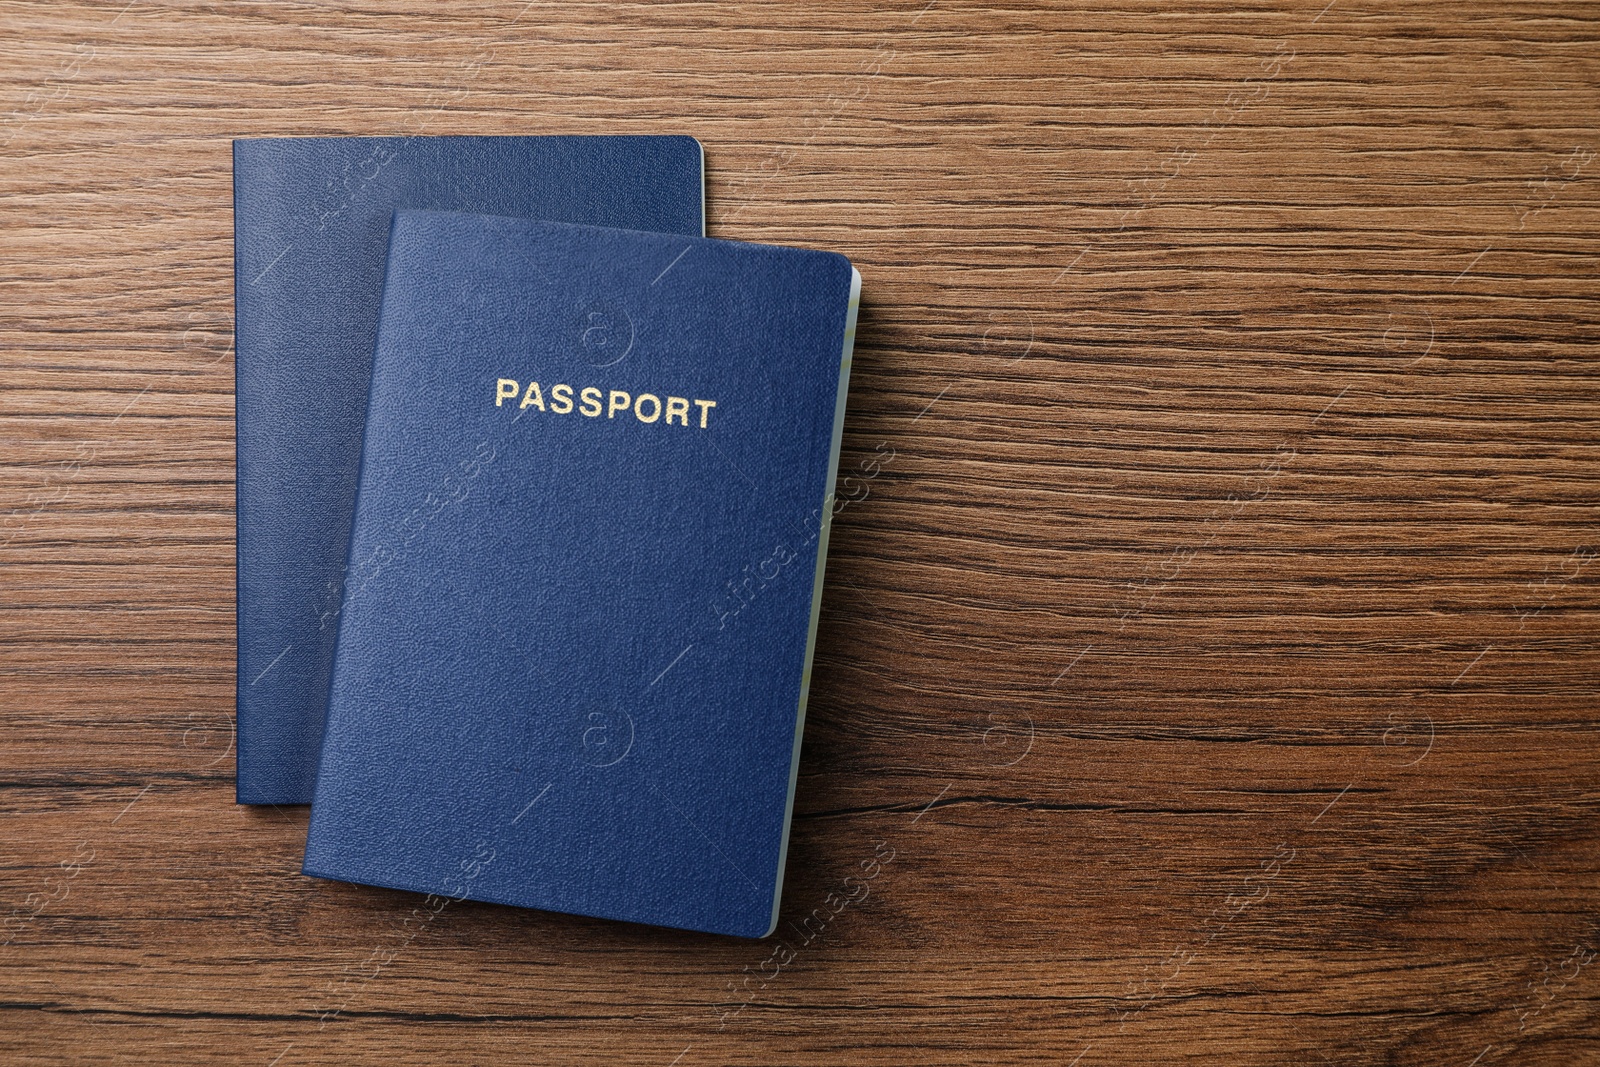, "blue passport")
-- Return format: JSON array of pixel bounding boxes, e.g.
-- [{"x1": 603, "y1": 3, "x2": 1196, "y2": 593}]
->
[
  {"x1": 302, "y1": 212, "x2": 860, "y2": 938},
  {"x1": 233, "y1": 135, "x2": 704, "y2": 804}
]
